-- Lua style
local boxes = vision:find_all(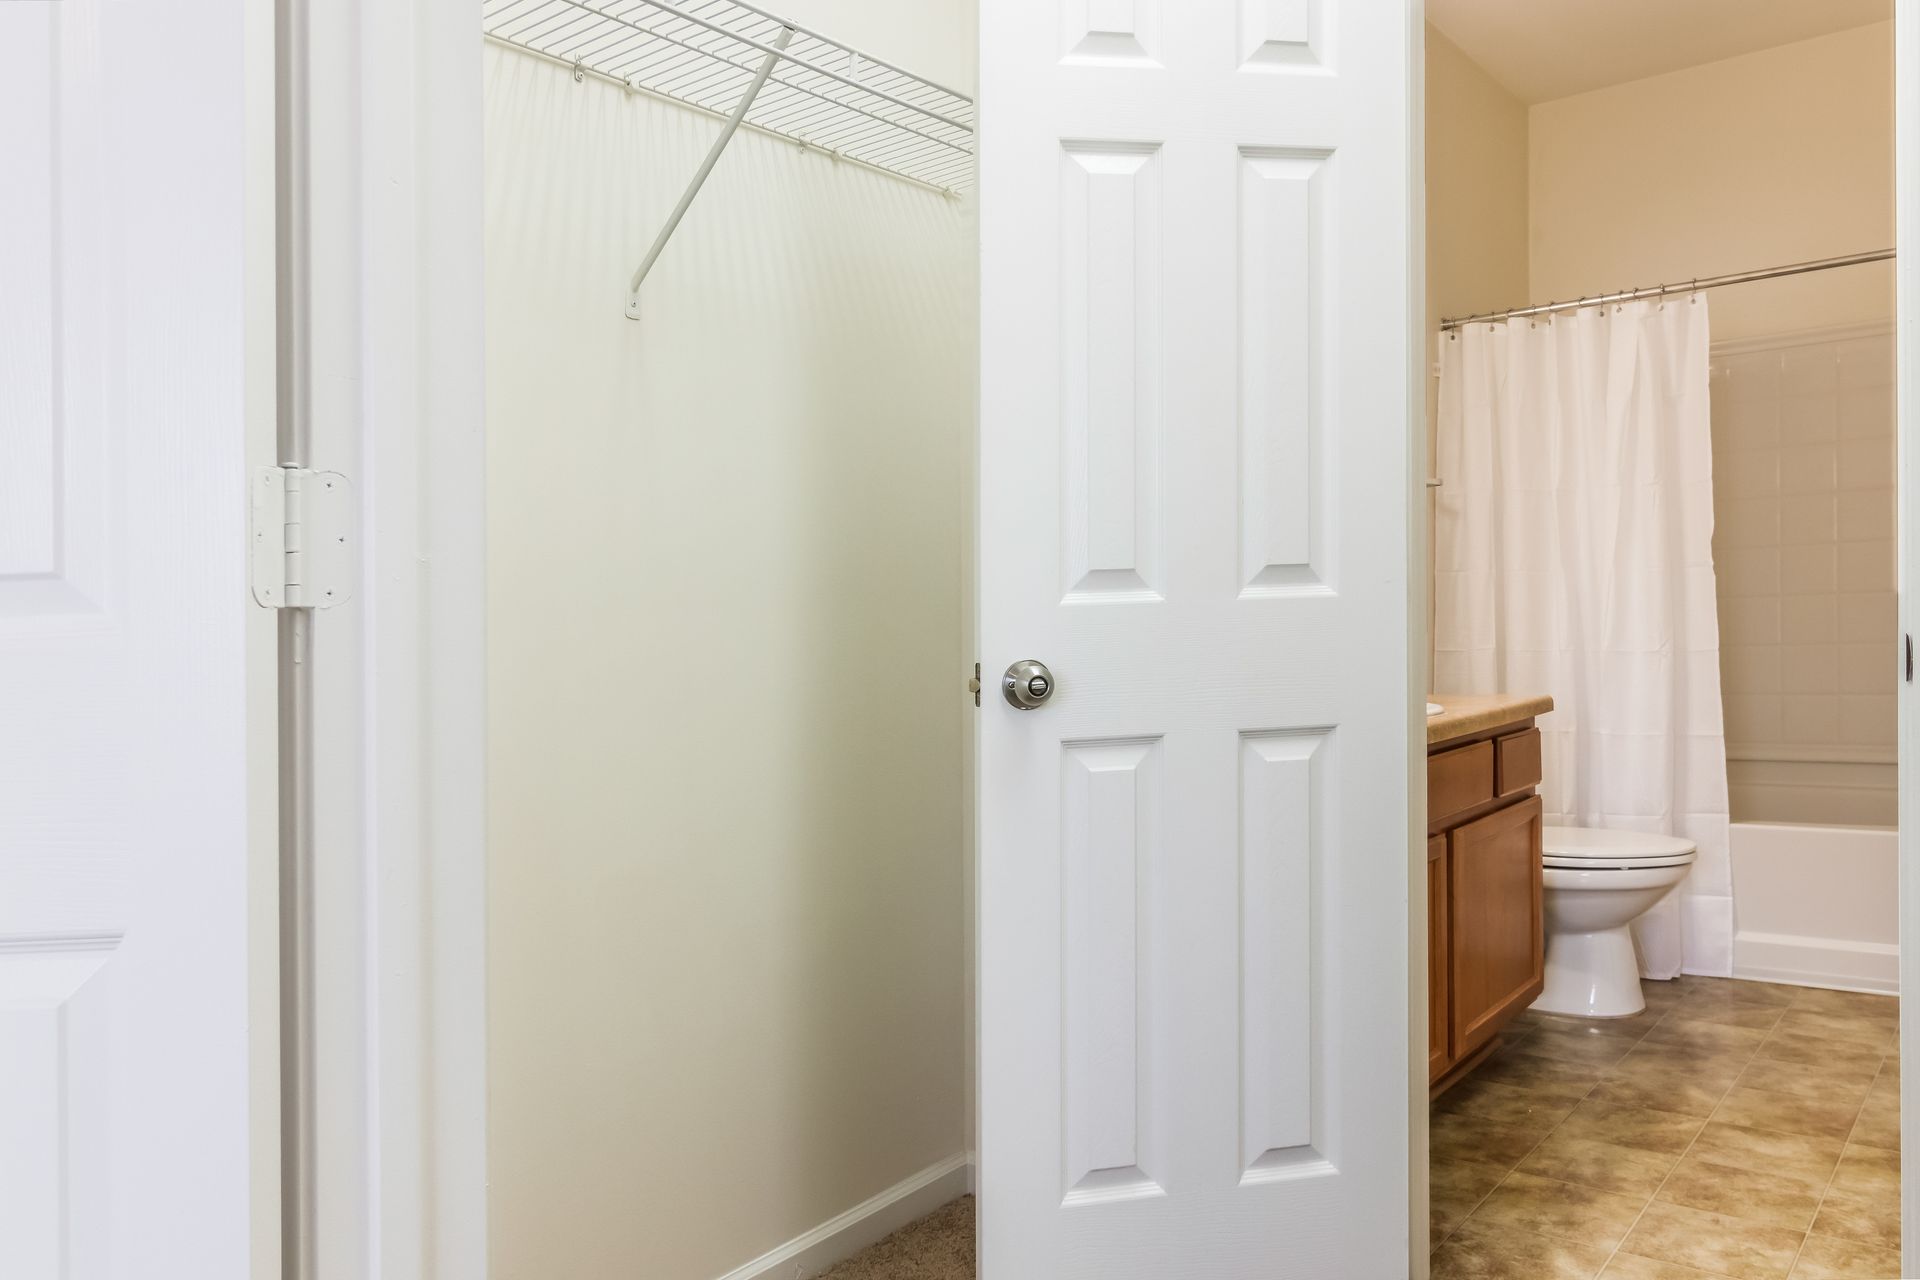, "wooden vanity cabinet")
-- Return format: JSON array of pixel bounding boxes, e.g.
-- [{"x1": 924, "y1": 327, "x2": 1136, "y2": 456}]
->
[
  {"x1": 1426, "y1": 835, "x2": 1449, "y2": 1082},
  {"x1": 1450, "y1": 796, "x2": 1544, "y2": 1062},
  {"x1": 1428, "y1": 718, "x2": 1545, "y2": 1092}
]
